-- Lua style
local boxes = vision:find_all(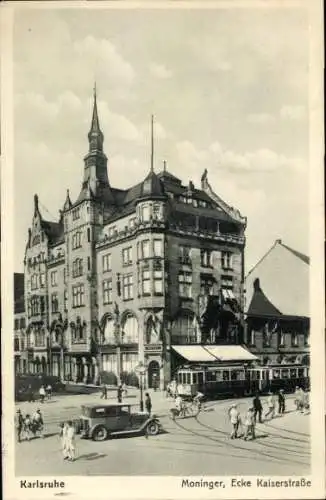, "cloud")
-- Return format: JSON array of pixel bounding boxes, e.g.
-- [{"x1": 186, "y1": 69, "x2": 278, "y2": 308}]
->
[
  {"x1": 149, "y1": 63, "x2": 172, "y2": 79},
  {"x1": 73, "y1": 35, "x2": 135, "y2": 85},
  {"x1": 176, "y1": 140, "x2": 303, "y2": 176},
  {"x1": 247, "y1": 113, "x2": 276, "y2": 125},
  {"x1": 280, "y1": 105, "x2": 306, "y2": 121}
]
